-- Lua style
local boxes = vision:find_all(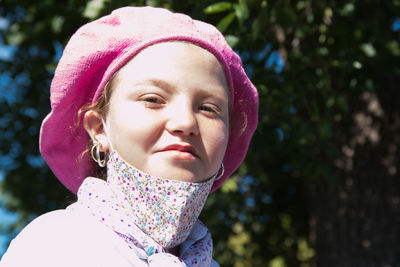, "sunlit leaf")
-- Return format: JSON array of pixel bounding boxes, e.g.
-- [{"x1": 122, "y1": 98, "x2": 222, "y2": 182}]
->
[
  {"x1": 203, "y1": 2, "x2": 232, "y2": 14},
  {"x1": 340, "y1": 3, "x2": 355, "y2": 16},
  {"x1": 216, "y1": 12, "x2": 235, "y2": 33},
  {"x1": 387, "y1": 40, "x2": 400, "y2": 56},
  {"x1": 234, "y1": 3, "x2": 249, "y2": 24},
  {"x1": 51, "y1": 16, "x2": 64, "y2": 34},
  {"x1": 83, "y1": 0, "x2": 108, "y2": 19},
  {"x1": 224, "y1": 34, "x2": 240, "y2": 48},
  {"x1": 220, "y1": 178, "x2": 238, "y2": 193},
  {"x1": 360, "y1": 43, "x2": 376, "y2": 57}
]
